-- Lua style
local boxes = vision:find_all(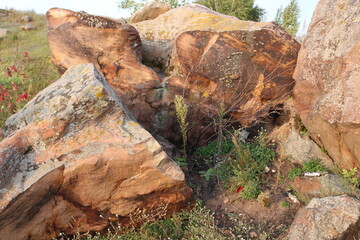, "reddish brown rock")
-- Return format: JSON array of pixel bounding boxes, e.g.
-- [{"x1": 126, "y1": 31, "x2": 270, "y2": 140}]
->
[
  {"x1": 162, "y1": 27, "x2": 300, "y2": 144},
  {"x1": 47, "y1": 7, "x2": 300, "y2": 147},
  {"x1": 291, "y1": 174, "x2": 356, "y2": 201},
  {"x1": 46, "y1": 8, "x2": 161, "y2": 131},
  {"x1": 293, "y1": 0, "x2": 360, "y2": 169},
  {"x1": 0, "y1": 64, "x2": 191, "y2": 240}
]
